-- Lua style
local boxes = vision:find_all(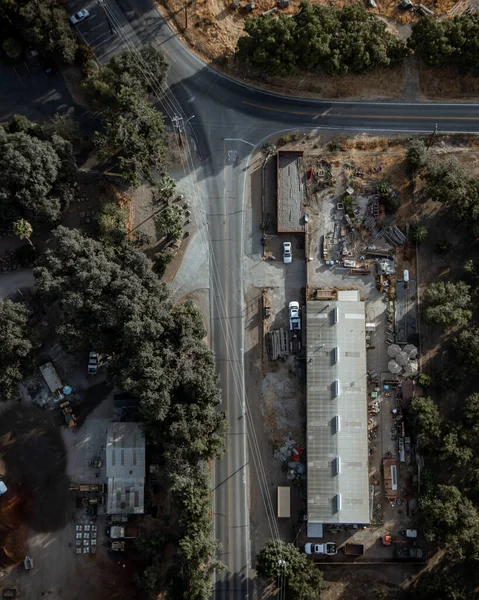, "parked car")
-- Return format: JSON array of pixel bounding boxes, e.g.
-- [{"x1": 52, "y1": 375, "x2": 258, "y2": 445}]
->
[
  {"x1": 283, "y1": 241, "x2": 292, "y2": 264},
  {"x1": 88, "y1": 351, "x2": 98, "y2": 375},
  {"x1": 70, "y1": 8, "x2": 89, "y2": 24}
]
